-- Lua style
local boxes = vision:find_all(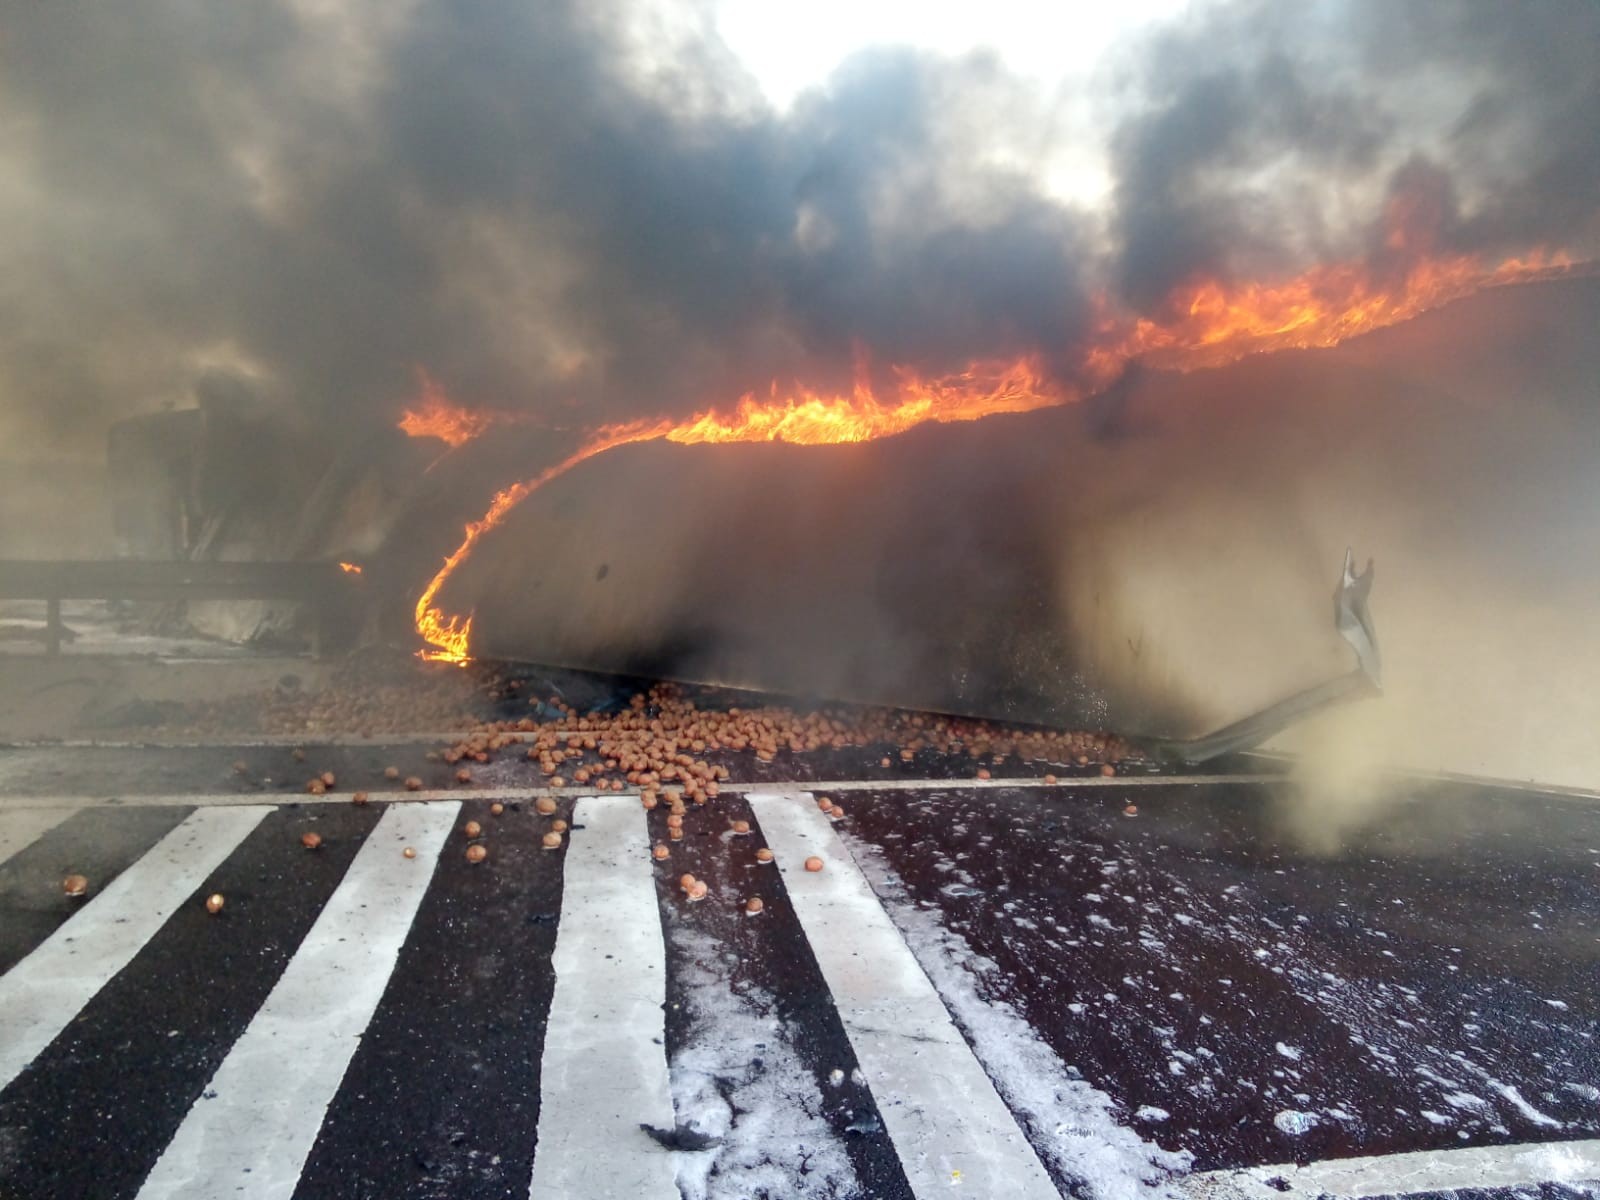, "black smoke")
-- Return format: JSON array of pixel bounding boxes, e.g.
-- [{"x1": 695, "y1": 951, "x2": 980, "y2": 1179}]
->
[
  {"x1": 0, "y1": 0, "x2": 1594, "y2": 455},
  {"x1": 1106, "y1": 0, "x2": 1600, "y2": 307}
]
